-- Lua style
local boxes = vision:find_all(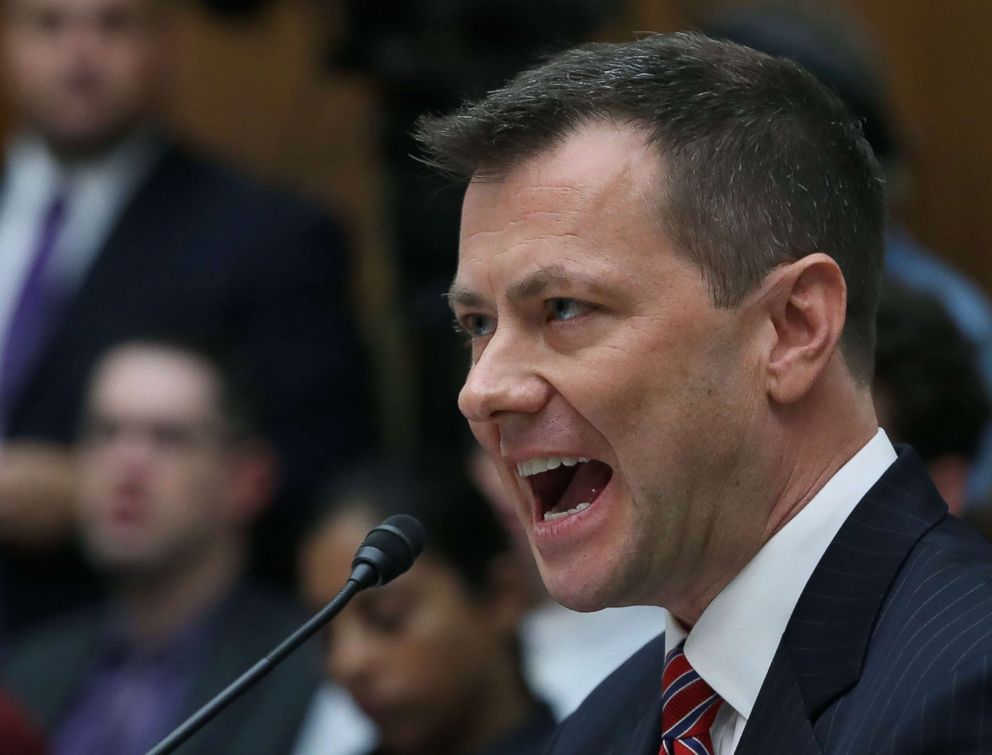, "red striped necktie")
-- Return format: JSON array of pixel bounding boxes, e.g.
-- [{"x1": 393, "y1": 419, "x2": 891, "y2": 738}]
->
[{"x1": 659, "y1": 641, "x2": 724, "y2": 755}]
